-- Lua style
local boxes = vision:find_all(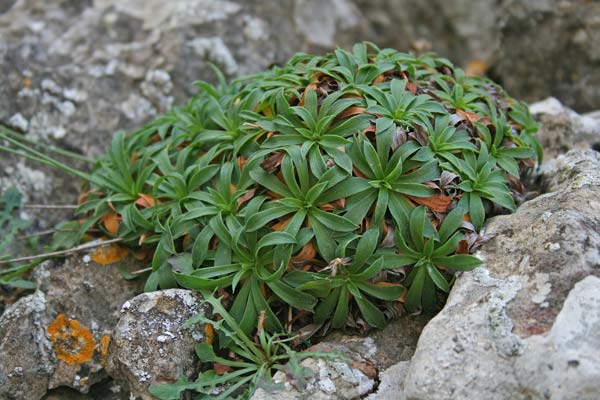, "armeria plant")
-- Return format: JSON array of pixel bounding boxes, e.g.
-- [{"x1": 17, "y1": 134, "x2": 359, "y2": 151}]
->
[{"x1": 1, "y1": 42, "x2": 541, "y2": 396}]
